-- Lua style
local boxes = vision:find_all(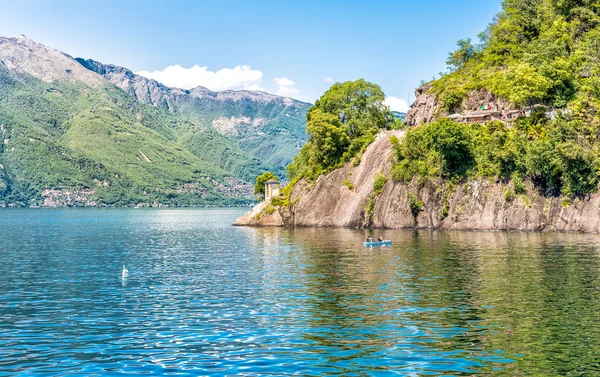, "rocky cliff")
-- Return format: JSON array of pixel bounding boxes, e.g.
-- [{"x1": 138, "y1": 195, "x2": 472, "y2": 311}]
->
[
  {"x1": 404, "y1": 85, "x2": 514, "y2": 126},
  {"x1": 0, "y1": 35, "x2": 103, "y2": 87},
  {"x1": 235, "y1": 130, "x2": 600, "y2": 233}
]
